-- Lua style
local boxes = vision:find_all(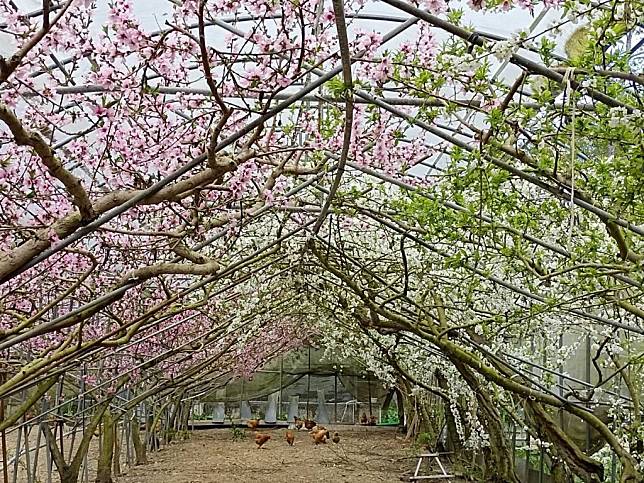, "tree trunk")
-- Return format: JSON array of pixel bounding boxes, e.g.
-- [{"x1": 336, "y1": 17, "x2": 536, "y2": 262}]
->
[
  {"x1": 525, "y1": 401, "x2": 604, "y2": 482},
  {"x1": 131, "y1": 417, "x2": 147, "y2": 465},
  {"x1": 551, "y1": 458, "x2": 574, "y2": 483},
  {"x1": 112, "y1": 422, "x2": 121, "y2": 477},
  {"x1": 42, "y1": 398, "x2": 111, "y2": 483},
  {"x1": 95, "y1": 409, "x2": 114, "y2": 483},
  {"x1": 435, "y1": 369, "x2": 465, "y2": 453},
  {"x1": 166, "y1": 390, "x2": 185, "y2": 443},
  {"x1": 182, "y1": 401, "x2": 191, "y2": 439},
  {"x1": 394, "y1": 388, "x2": 405, "y2": 429},
  {"x1": 453, "y1": 360, "x2": 520, "y2": 483}
]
